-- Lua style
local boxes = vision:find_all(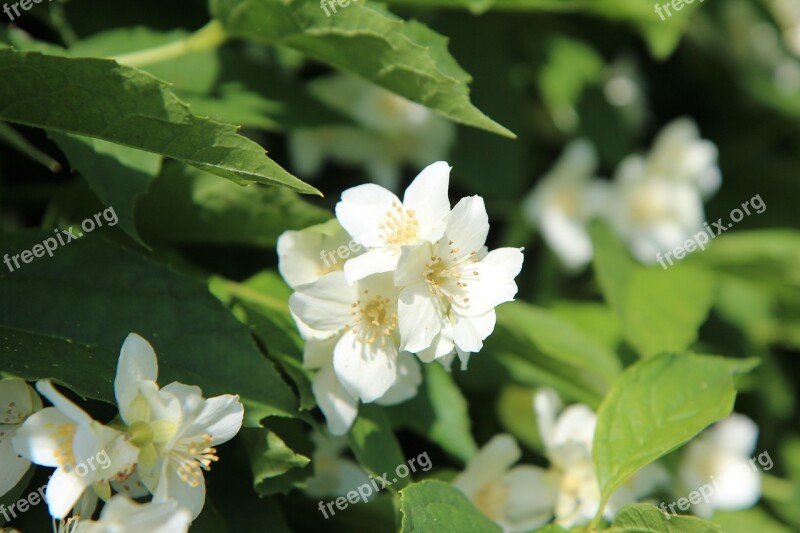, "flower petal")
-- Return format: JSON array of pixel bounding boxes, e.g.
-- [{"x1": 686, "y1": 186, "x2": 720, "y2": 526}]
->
[
  {"x1": 402, "y1": 161, "x2": 451, "y2": 241},
  {"x1": 451, "y1": 248, "x2": 522, "y2": 317},
  {"x1": 394, "y1": 242, "x2": 431, "y2": 287},
  {"x1": 398, "y1": 283, "x2": 443, "y2": 353},
  {"x1": 0, "y1": 378, "x2": 38, "y2": 423},
  {"x1": 277, "y1": 229, "x2": 328, "y2": 289},
  {"x1": 333, "y1": 328, "x2": 398, "y2": 403},
  {"x1": 115, "y1": 333, "x2": 159, "y2": 425},
  {"x1": 453, "y1": 434, "x2": 520, "y2": 499},
  {"x1": 46, "y1": 466, "x2": 90, "y2": 519},
  {"x1": 375, "y1": 353, "x2": 422, "y2": 406},
  {"x1": 190, "y1": 395, "x2": 244, "y2": 446},
  {"x1": 36, "y1": 380, "x2": 93, "y2": 426},
  {"x1": 312, "y1": 364, "x2": 359, "y2": 436},
  {"x1": 453, "y1": 310, "x2": 496, "y2": 355},
  {"x1": 343, "y1": 248, "x2": 400, "y2": 284},
  {"x1": 335, "y1": 184, "x2": 400, "y2": 248},
  {"x1": 11, "y1": 407, "x2": 73, "y2": 467},
  {"x1": 289, "y1": 272, "x2": 355, "y2": 333},
  {"x1": 502, "y1": 466, "x2": 558, "y2": 530},
  {"x1": 445, "y1": 196, "x2": 489, "y2": 255},
  {"x1": 0, "y1": 425, "x2": 30, "y2": 497},
  {"x1": 154, "y1": 461, "x2": 206, "y2": 520}
]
